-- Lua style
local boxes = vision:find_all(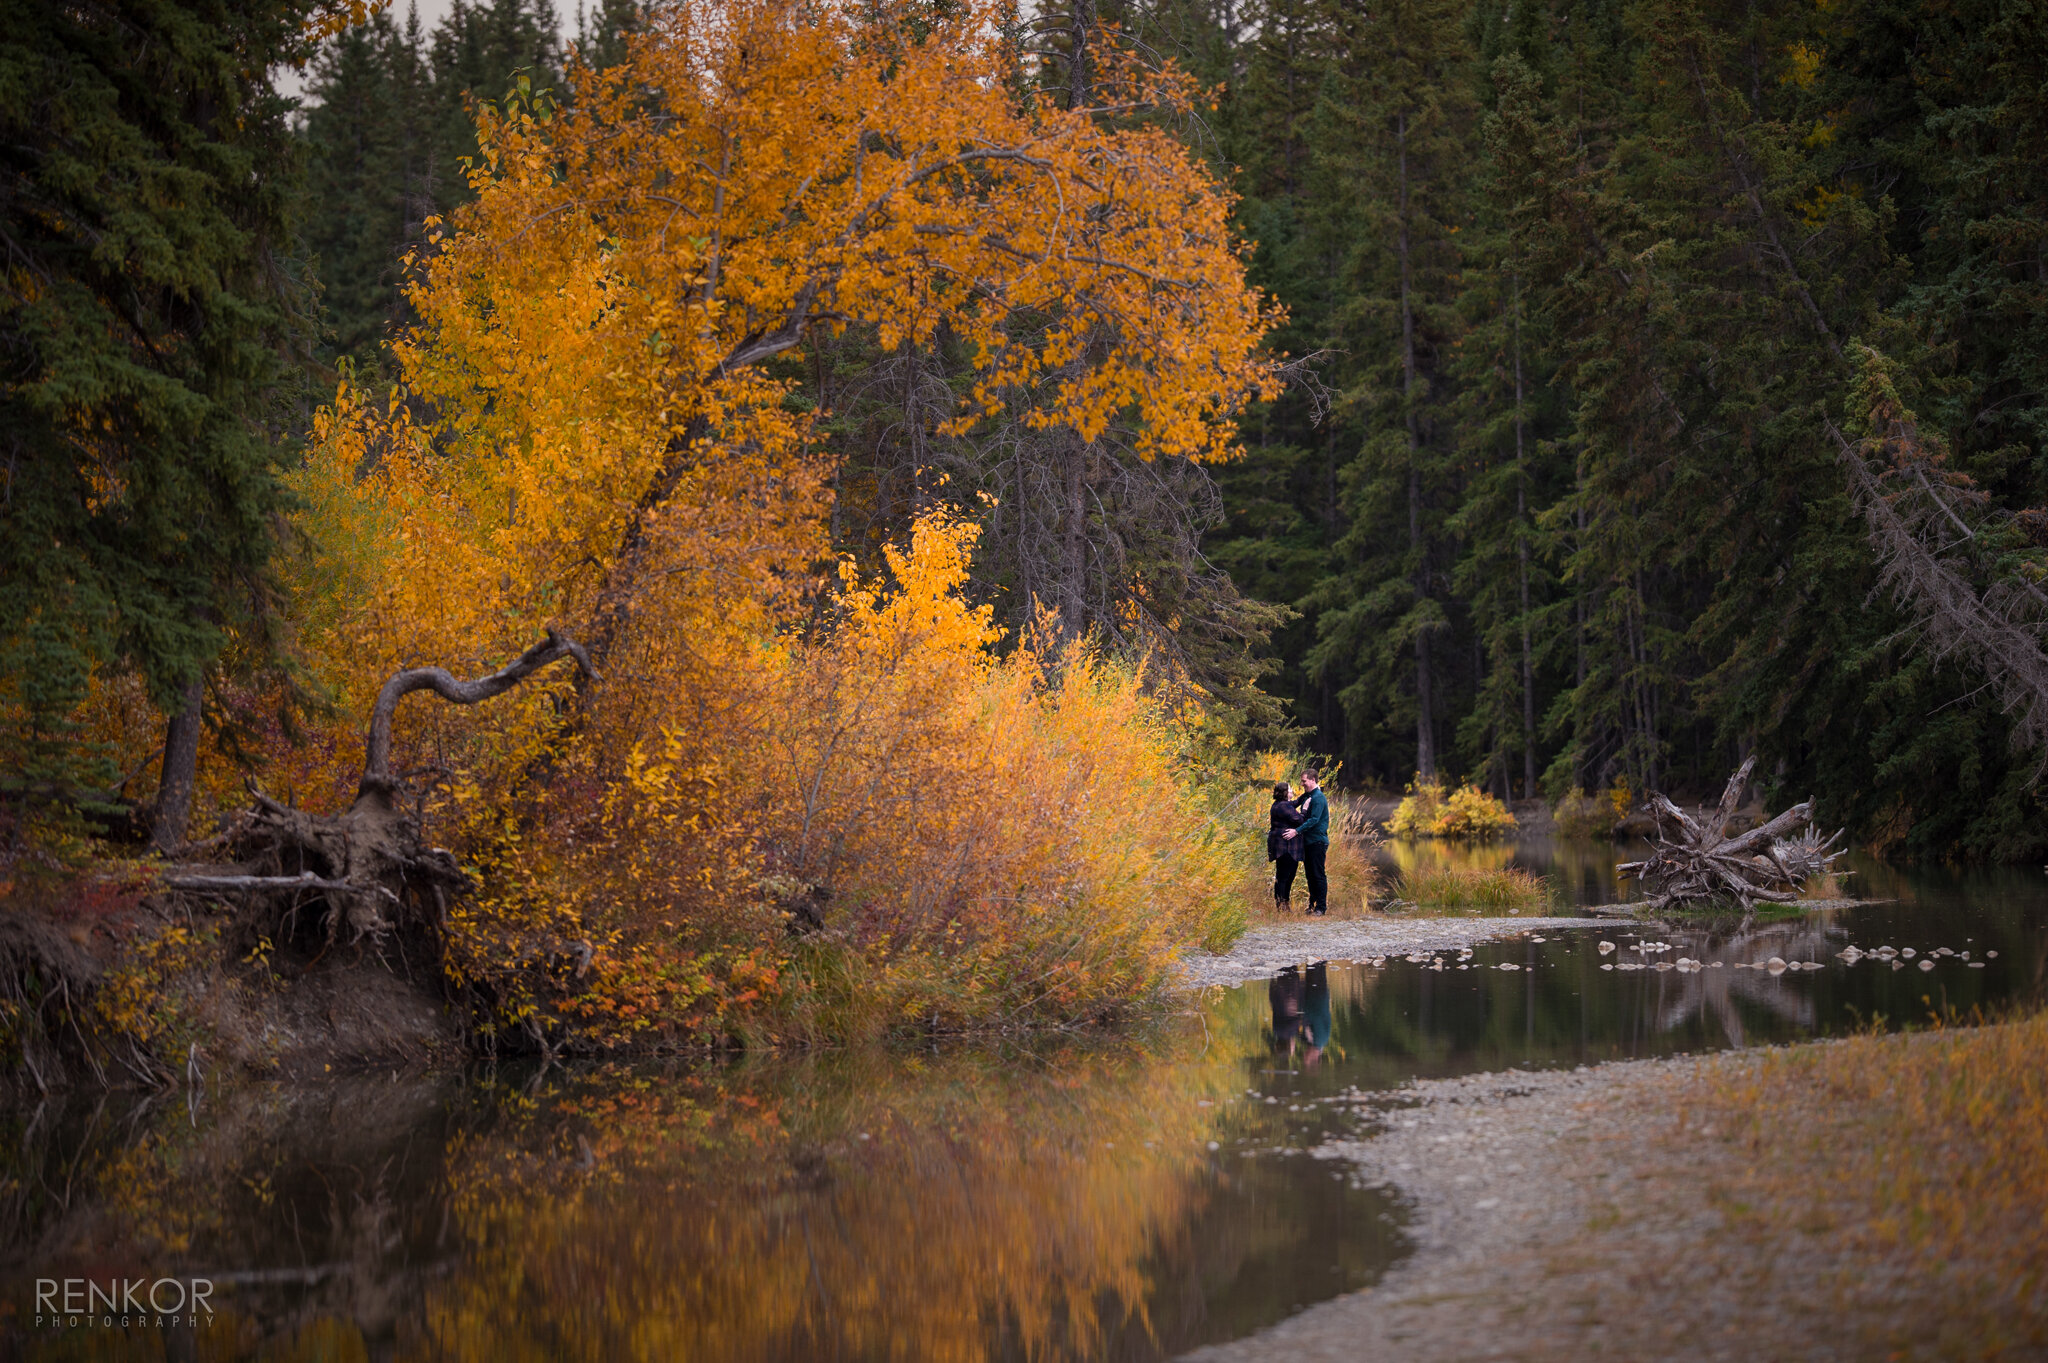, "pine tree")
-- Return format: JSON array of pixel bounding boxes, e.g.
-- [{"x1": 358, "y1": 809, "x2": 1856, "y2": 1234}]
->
[
  {"x1": 299, "y1": 0, "x2": 562, "y2": 369},
  {"x1": 1303, "y1": 0, "x2": 1479, "y2": 782},
  {"x1": 303, "y1": 11, "x2": 420, "y2": 365},
  {"x1": 1, "y1": 0, "x2": 315, "y2": 841}
]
